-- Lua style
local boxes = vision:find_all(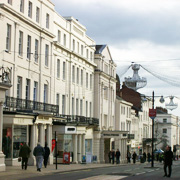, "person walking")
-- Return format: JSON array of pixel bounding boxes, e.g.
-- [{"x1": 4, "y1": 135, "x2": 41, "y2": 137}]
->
[
  {"x1": 115, "y1": 149, "x2": 121, "y2": 164},
  {"x1": 163, "y1": 145, "x2": 173, "y2": 177},
  {"x1": 132, "y1": 152, "x2": 137, "y2": 164},
  {"x1": 143, "y1": 152, "x2": 146, "y2": 162},
  {"x1": 147, "y1": 152, "x2": 151, "y2": 163},
  {"x1": 44, "y1": 142, "x2": 50, "y2": 168},
  {"x1": 33, "y1": 142, "x2": 45, "y2": 172},
  {"x1": 111, "y1": 149, "x2": 115, "y2": 164},
  {"x1": 19, "y1": 142, "x2": 31, "y2": 170},
  {"x1": 127, "y1": 151, "x2": 131, "y2": 163}
]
